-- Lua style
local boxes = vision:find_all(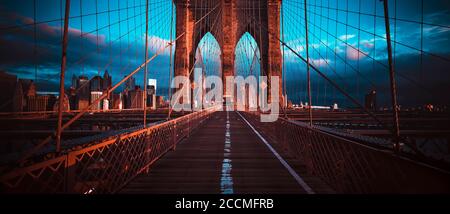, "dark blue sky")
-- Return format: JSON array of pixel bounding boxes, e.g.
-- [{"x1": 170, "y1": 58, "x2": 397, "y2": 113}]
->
[{"x1": 1, "y1": 0, "x2": 449, "y2": 107}]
